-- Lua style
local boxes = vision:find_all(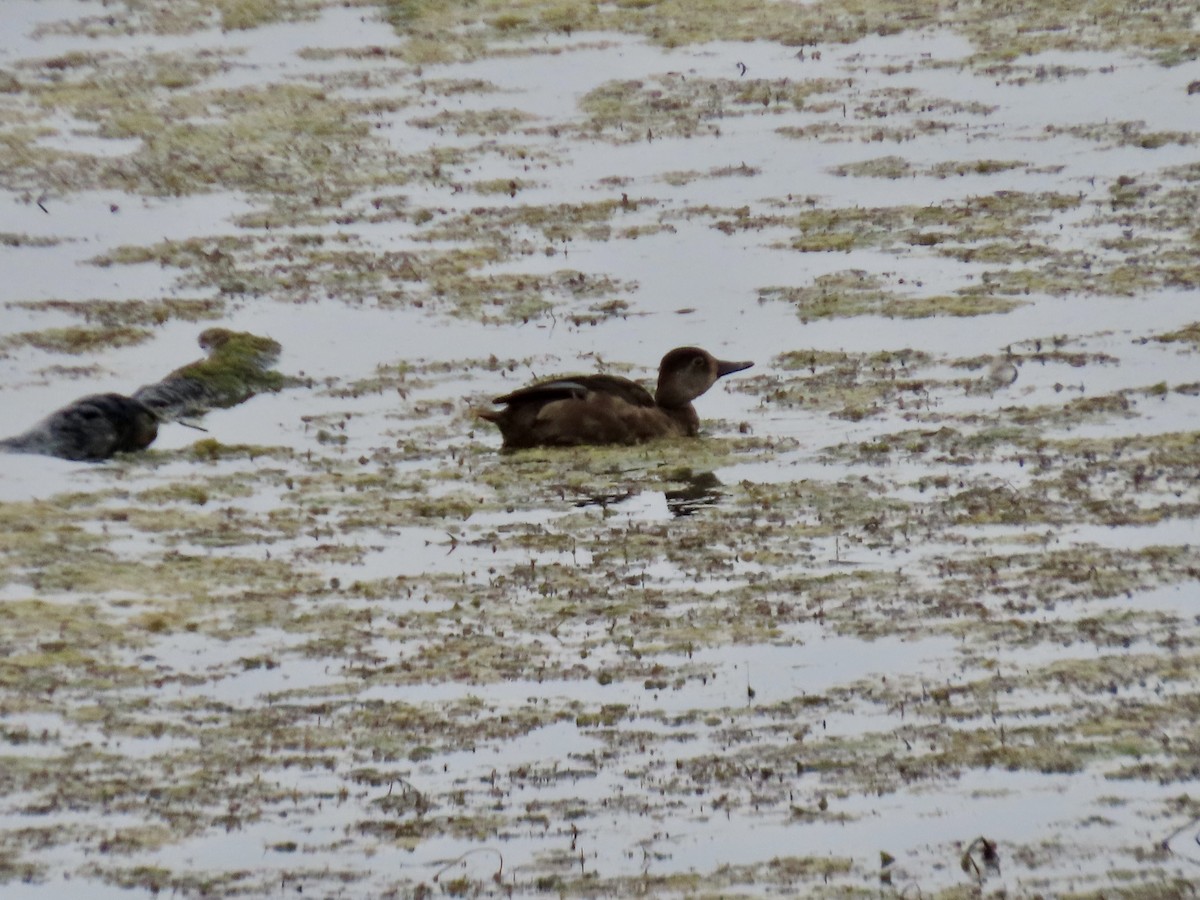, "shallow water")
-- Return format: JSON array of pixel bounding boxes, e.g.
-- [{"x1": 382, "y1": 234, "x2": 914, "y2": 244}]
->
[{"x1": 2, "y1": 1, "x2": 1200, "y2": 897}]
